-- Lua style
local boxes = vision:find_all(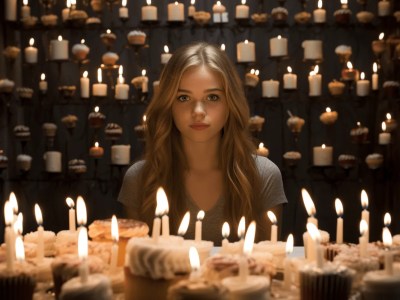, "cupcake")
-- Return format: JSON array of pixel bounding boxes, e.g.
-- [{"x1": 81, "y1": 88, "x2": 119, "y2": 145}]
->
[
  {"x1": 383, "y1": 81, "x2": 400, "y2": 98},
  {"x1": 100, "y1": 30, "x2": 117, "y2": 48},
  {"x1": 338, "y1": 154, "x2": 357, "y2": 169},
  {"x1": 334, "y1": 8, "x2": 352, "y2": 25},
  {"x1": 86, "y1": 17, "x2": 101, "y2": 28},
  {"x1": 193, "y1": 11, "x2": 211, "y2": 26},
  {"x1": 69, "y1": 9, "x2": 88, "y2": 27},
  {"x1": 0, "y1": 79, "x2": 15, "y2": 93},
  {"x1": 287, "y1": 115, "x2": 305, "y2": 133},
  {"x1": 350, "y1": 123, "x2": 368, "y2": 143},
  {"x1": 16, "y1": 87, "x2": 34, "y2": 99},
  {"x1": 88, "y1": 110, "x2": 106, "y2": 128},
  {"x1": 41, "y1": 14, "x2": 58, "y2": 27},
  {"x1": 61, "y1": 115, "x2": 78, "y2": 129},
  {"x1": 42, "y1": 123, "x2": 57, "y2": 137},
  {"x1": 245, "y1": 69, "x2": 259, "y2": 87},
  {"x1": 21, "y1": 16, "x2": 38, "y2": 28},
  {"x1": 283, "y1": 151, "x2": 302, "y2": 167},
  {"x1": 0, "y1": 264, "x2": 36, "y2": 300},
  {"x1": 328, "y1": 80, "x2": 345, "y2": 96},
  {"x1": 68, "y1": 159, "x2": 87, "y2": 174},
  {"x1": 335, "y1": 45, "x2": 352, "y2": 63},
  {"x1": 60, "y1": 273, "x2": 113, "y2": 300},
  {"x1": 127, "y1": 30, "x2": 147, "y2": 46},
  {"x1": 271, "y1": 7, "x2": 288, "y2": 24},
  {"x1": 3, "y1": 46, "x2": 20, "y2": 60},
  {"x1": 356, "y1": 11, "x2": 374, "y2": 24},
  {"x1": 251, "y1": 13, "x2": 268, "y2": 24},
  {"x1": 105, "y1": 123, "x2": 123, "y2": 140},
  {"x1": 58, "y1": 85, "x2": 76, "y2": 98},
  {"x1": 168, "y1": 279, "x2": 227, "y2": 300},
  {"x1": 14, "y1": 125, "x2": 31, "y2": 141},
  {"x1": 248, "y1": 115, "x2": 265, "y2": 132},
  {"x1": 72, "y1": 42, "x2": 90, "y2": 61},
  {"x1": 365, "y1": 153, "x2": 384, "y2": 169},
  {"x1": 16, "y1": 154, "x2": 32, "y2": 171},
  {"x1": 256, "y1": 143, "x2": 269, "y2": 157},
  {"x1": 102, "y1": 52, "x2": 119, "y2": 66},
  {"x1": 319, "y1": 109, "x2": 338, "y2": 125},
  {"x1": 294, "y1": 11, "x2": 311, "y2": 24},
  {"x1": 362, "y1": 270, "x2": 400, "y2": 299}
]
